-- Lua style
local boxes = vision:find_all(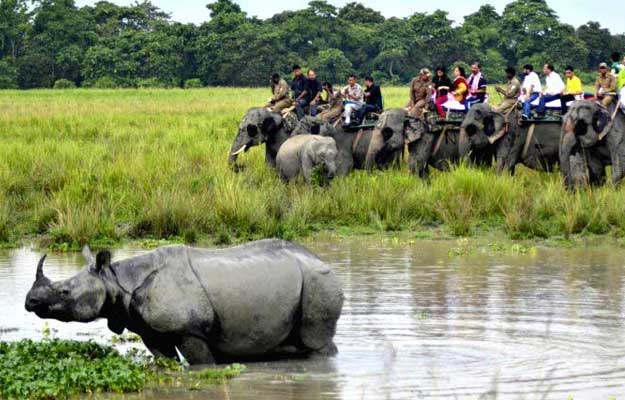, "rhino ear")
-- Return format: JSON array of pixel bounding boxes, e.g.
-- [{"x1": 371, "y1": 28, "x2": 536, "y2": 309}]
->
[
  {"x1": 82, "y1": 246, "x2": 95, "y2": 264},
  {"x1": 95, "y1": 250, "x2": 111, "y2": 272}
]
